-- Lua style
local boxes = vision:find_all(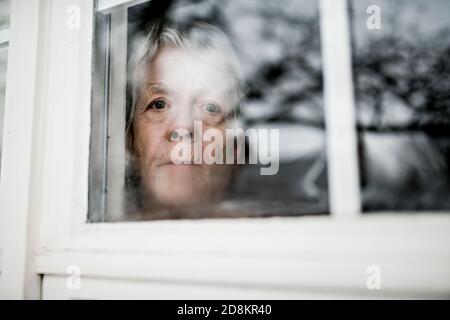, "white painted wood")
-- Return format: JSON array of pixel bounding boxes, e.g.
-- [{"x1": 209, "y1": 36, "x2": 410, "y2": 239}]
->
[
  {"x1": 0, "y1": 36, "x2": 9, "y2": 279},
  {"x1": 0, "y1": 0, "x2": 43, "y2": 300},
  {"x1": 37, "y1": 0, "x2": 94, "y2": 248},
  {"x1": 1, "y1": 0, "x2": 94, "y2": 299},
  {"x1": 42, "y1": 275, "x2": 425, "y2": 300},
  {"x1": 36, "y1": 215, "x2": 450, "y2": 299},
  {"x1": 320, "y1": 0, "x2": 361, "y2": 218}
]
